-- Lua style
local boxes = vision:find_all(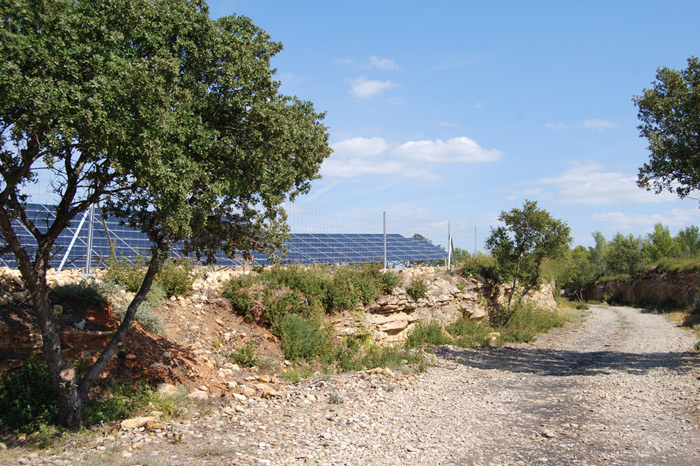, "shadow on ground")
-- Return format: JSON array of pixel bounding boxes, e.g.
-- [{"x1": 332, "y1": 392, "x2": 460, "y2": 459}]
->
[{"x1": 435, "y1": 345, "x2": 699, "y2": 377}]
